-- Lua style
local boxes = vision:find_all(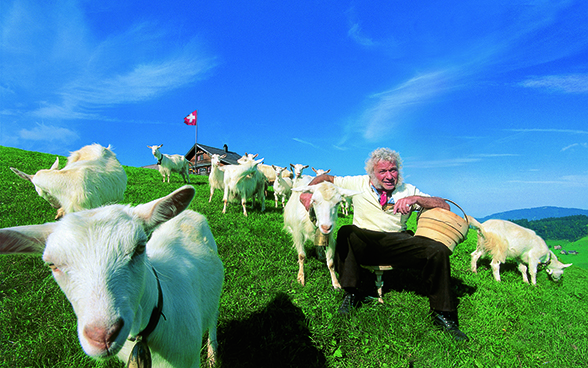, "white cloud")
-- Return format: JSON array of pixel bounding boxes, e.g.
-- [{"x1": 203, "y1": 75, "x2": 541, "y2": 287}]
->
[
  {"x1": 293, "y1": 138, "x2": 320, "y2": 149},
  {"x1": 509, "y1": 128, "x2": 588, "y2": 135},
  {"x1": 359, "y1": 70, "x2": 457, "y2": 140},
  {"x1": 519, "y1": 74, "x2": 588, "y2": 93},
  {"x1": 19, "y1": 123, "x2": 79, "y2": 142},
  {"x1": 405, "y1": 157, "x2": 482, "y2": 169},
  {"x1": 561, "y1": 143, "x2": 588, "y2": 151},
  {"x1": 347, "y1": 23, "x2": 376, "y2": 47}
]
